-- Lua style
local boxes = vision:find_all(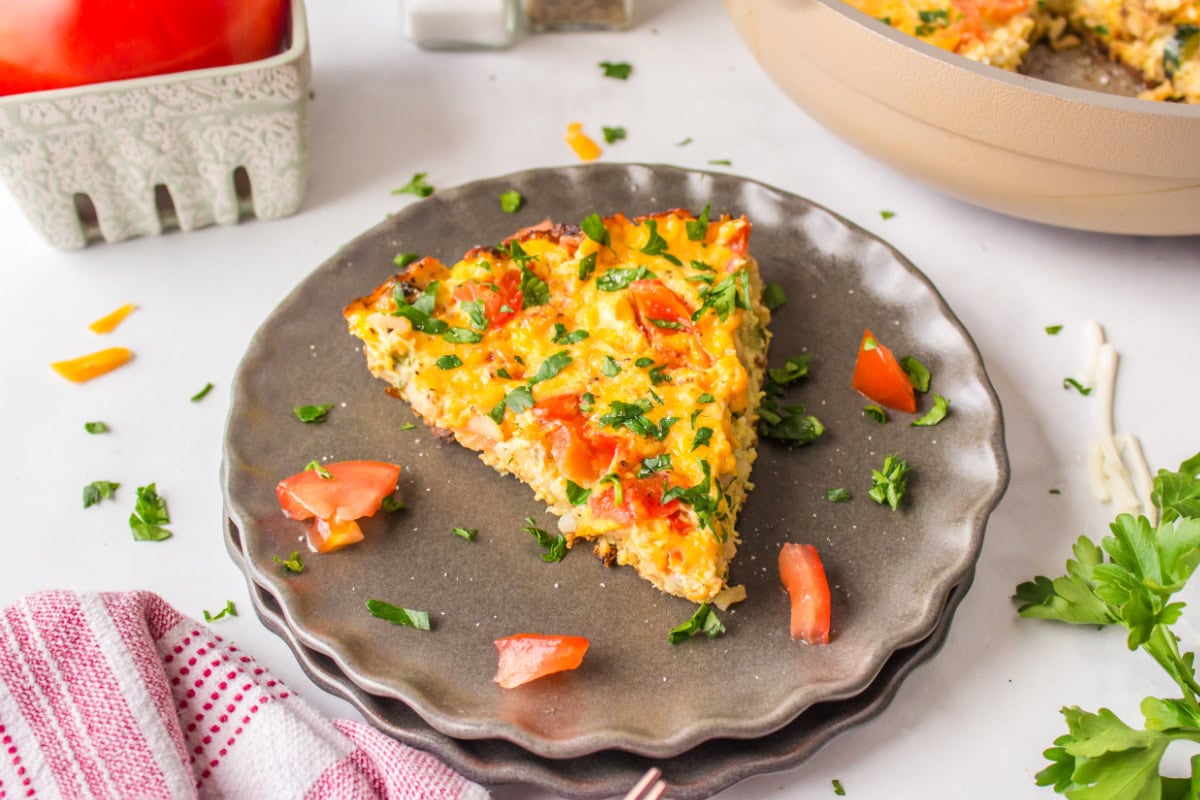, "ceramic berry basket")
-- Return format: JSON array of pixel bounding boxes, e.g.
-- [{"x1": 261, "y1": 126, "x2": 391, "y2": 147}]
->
[{"x1": 0, "y1": 0, "x2": 311, "y2": 249}]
